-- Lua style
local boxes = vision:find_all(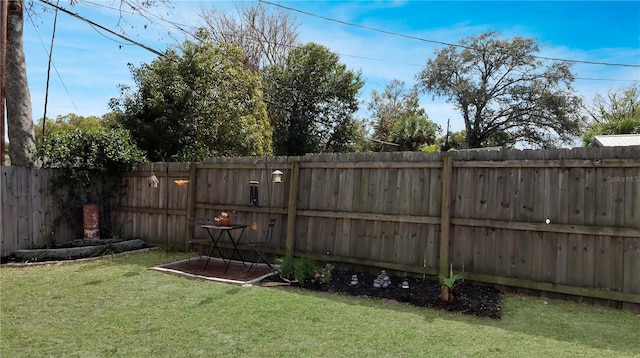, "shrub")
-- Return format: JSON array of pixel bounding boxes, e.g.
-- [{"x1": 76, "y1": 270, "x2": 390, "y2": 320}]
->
[
  {"x1": 275, "y1": 256, "x2": 334, "y2": 285},
  {"x1": 36, "y1": 127, "x2": 146, "y2": 239}
]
